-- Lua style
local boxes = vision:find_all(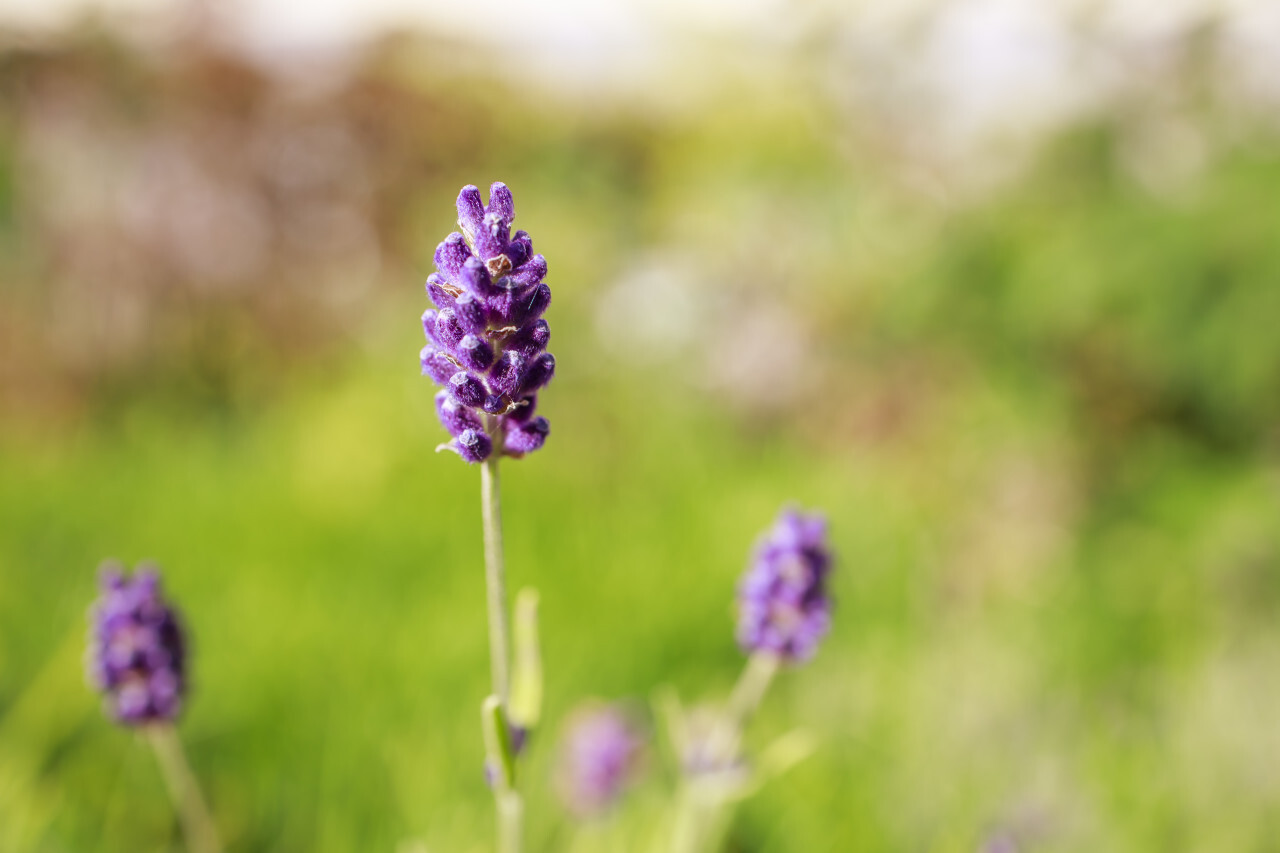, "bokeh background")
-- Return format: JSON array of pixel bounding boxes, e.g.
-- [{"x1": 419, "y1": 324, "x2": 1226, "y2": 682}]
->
[{"x1": 2, "y1": 0, "x2": 1279, "y2": 850}]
